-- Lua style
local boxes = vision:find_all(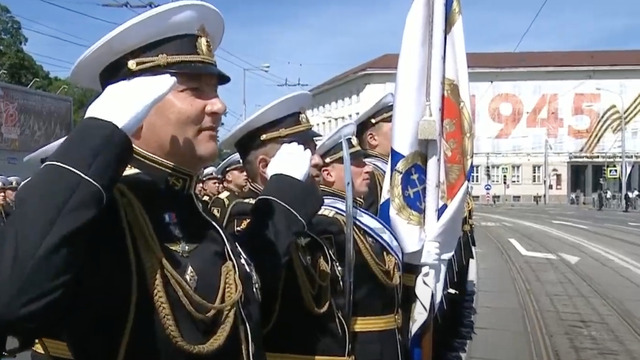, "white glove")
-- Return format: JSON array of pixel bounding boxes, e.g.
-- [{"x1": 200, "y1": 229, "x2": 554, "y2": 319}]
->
[
  {"x1": 24, "y1": 136, "x2": 67, "y2": 164},
  {"x1": 23, "y1": 75, "x2": 176, "y2": 165},
  {"x1": 85, "y1": 74, "x2": 177, "y2": 135},
  {"x1": 266, "y1": 142, "x2": 312, "y2": 181}
]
